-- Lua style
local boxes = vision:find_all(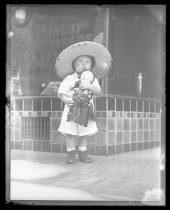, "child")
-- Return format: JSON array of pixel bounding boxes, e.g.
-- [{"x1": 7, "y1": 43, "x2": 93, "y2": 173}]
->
[{"x1": 55, "y1": 41, "x2": 112, "y2": 164}]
